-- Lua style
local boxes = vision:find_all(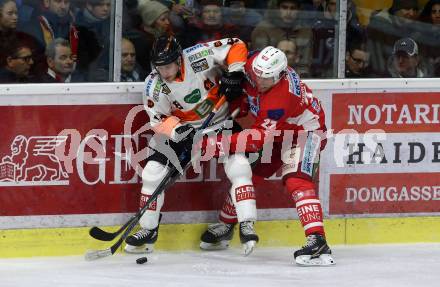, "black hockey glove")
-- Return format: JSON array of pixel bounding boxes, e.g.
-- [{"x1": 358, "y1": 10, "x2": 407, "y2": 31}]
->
[
  {"x1": 218, "y1": 71, "x2": 244, "y2": 102},
  {"x1": 174, "y1": 124, "x2": 196, "y2": 159}
]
